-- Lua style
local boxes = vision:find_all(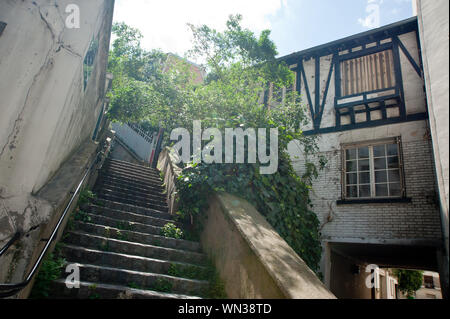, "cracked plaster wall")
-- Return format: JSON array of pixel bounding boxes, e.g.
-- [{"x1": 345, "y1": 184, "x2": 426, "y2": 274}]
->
[{"x1": 0, "y1": 0, "x2": 114, "y2": 285}]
